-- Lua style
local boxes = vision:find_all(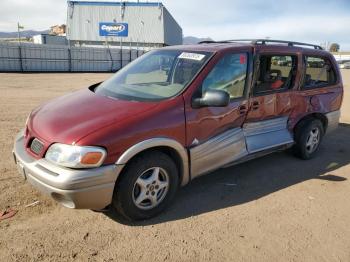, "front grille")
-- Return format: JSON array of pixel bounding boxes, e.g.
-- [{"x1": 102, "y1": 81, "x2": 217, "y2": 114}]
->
[{"x1": 30, "y1": 138, "x2": 44, "y2": 155}]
